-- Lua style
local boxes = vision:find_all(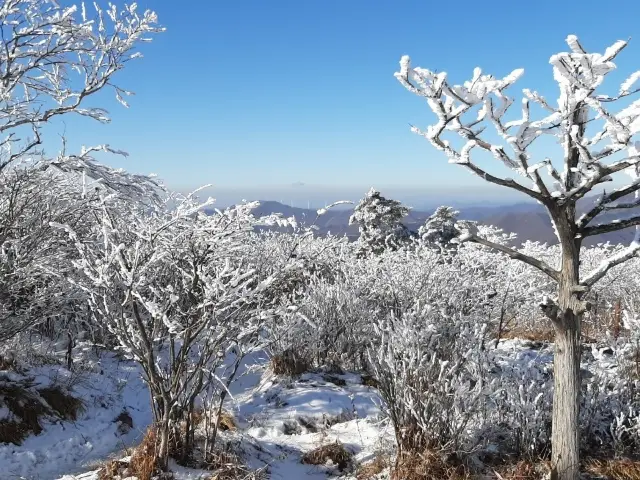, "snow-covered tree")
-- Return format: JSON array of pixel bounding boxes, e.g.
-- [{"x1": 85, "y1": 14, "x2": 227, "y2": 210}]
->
[
  {"x1": 418, "y1": 205, "x2": 465, "y2": 249},
  {"x1": 349, "y1": 188, "x2": 410, "y2": 256},
  {"x1": 0, "y1": 0, "x2": 163, "y2": 340},
  {"x1": 0, "y1": 0, "x2": 163, "y2": 171},
  {"x1": 396, "y1": 35, "x2": 640, "y2": 479}
]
